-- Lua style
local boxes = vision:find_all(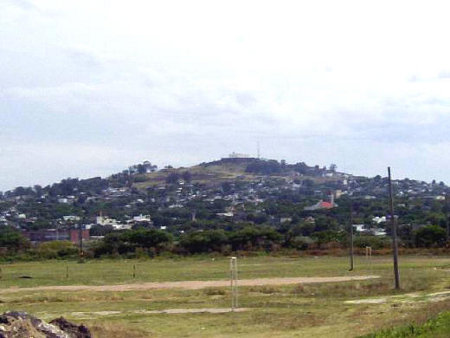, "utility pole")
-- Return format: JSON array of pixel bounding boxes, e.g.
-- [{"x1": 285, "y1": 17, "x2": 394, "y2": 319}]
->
[
  {"x1": 388, "y1": 167, "x2": 400, "y2": 289},
  {"x1": 230, "y1": 257, "x2": 238, "y2": 311},
  {"x1": 78, "y1": 222, "x2": 83, "y2": 258},
  {"x1": 349, "y1": 203, "x2": 354, "y2": 271},
  {"x1": 445, "y1": 194, "x2": 449, "y2": 241},
  {"x1": 76, "y1": 197, "x2": 87, "y2": 262}
]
